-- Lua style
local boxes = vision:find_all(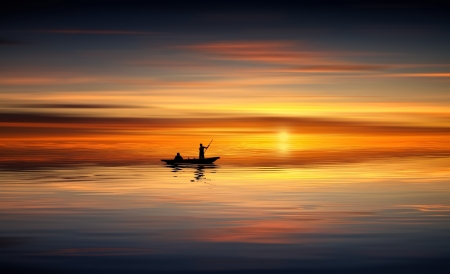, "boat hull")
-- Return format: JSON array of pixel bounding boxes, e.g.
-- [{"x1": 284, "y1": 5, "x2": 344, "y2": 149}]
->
[{"x1": 161, "y1": 157, "x2": 220, "y2": 165}]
